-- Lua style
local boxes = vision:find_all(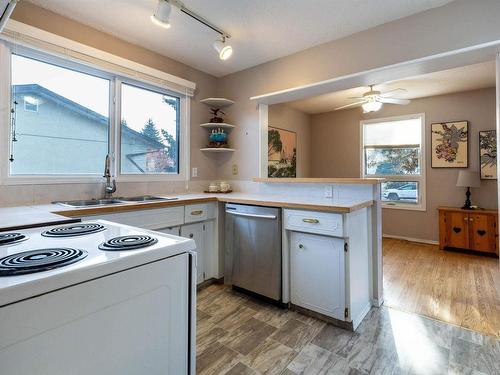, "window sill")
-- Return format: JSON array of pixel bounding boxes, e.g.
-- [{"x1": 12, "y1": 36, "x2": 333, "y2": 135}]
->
[{"x1": 382, "y1": 203, "x2": 426, "y2": 212}]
